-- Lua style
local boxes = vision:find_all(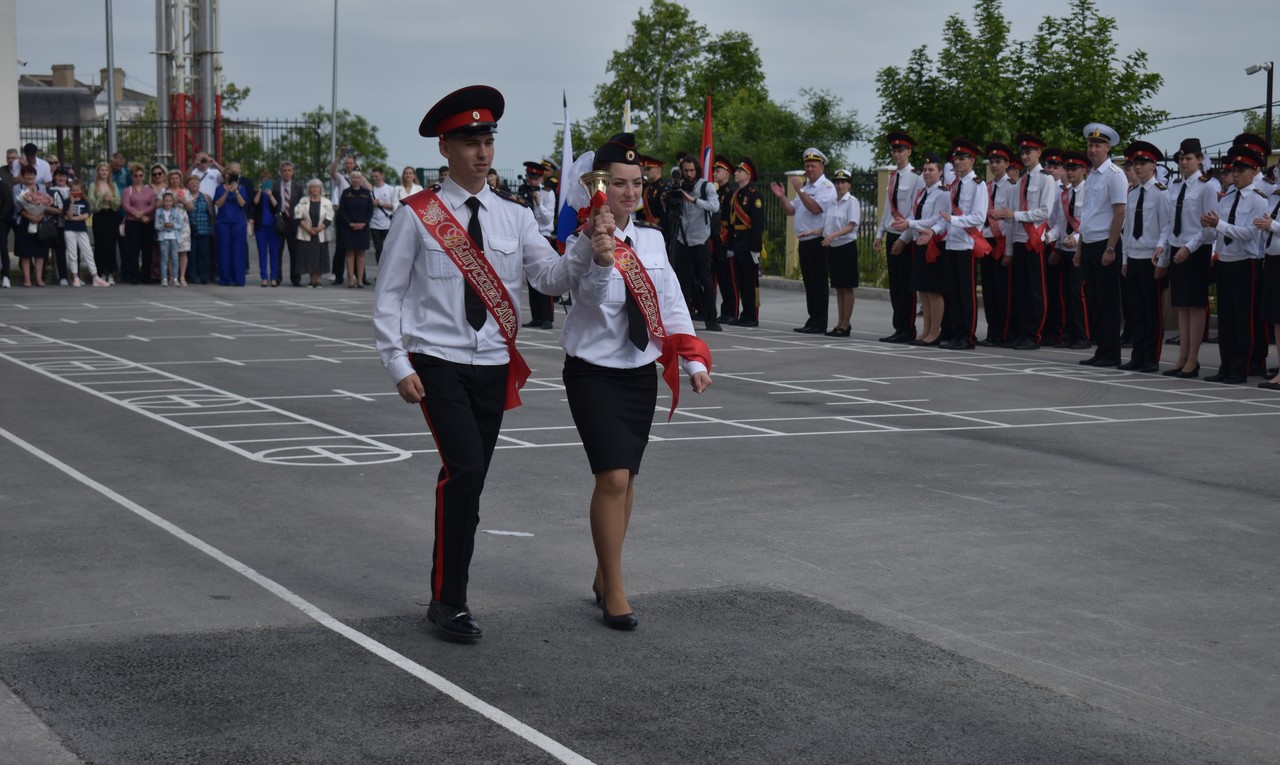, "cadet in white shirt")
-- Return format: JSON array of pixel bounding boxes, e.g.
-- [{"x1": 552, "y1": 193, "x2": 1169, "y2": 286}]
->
[
  {"x1": 895, "y1": 153, "x2": 949, "y2": 346},
  {"x1": 1161, "y1": 138, "x2": 1218, "y2": 379},
  {"x1": 1118, "y1": 141, "x2": 1172, "y2": 373},
  {"x1": 980, "y1": 143, "x2": 1017, "y2": 346},
  {"x1": 1255, "y1": 180, "x2": 1280, "y2": 390},
  {"x1": 519, "y1": 161, "x2": 558, "y2": 329},
  {"x1": 1201, "y1": 145, "x2": 1268, "y2": 384},
  {"x1": 938, "y1": 139, "x2": 988, "y2": 350},
  {"x1": 561, "y1": 133, "x2": 711, "y2": 631},
  {"x1": 818, "y1": 169, "x2": 861, "y2": 337},
  {"x1": 991, "y1": 133, "x2": 1055, "y2": 350},
  {"x1": 372, "y1": 85, "x2": 609, "y2": 642},
  {"x1": 875, "y1": 132, "x2": 923, "y2": 343},
  {"x1": 1047, "y1": 150, "x2": 1093, "y2": 350}
]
